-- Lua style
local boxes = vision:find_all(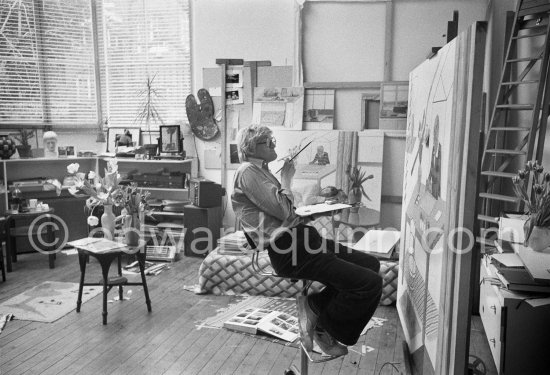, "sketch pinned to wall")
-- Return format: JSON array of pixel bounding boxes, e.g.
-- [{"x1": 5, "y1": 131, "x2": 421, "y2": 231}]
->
[
  {"x1": 258, "y1": 102, "x2": 286, "y2": 127},
  {"x1": 226, "y1": 68, "x2": 243, "y2": 88},
  {"x1": 397, "y1": 22, "x2": 485, "y2": 375},
  {"x1": 226, "y1": 88, "x2": 243, "y2": 105},
  {"x1": 380, "y1": 82, "x2": 408, "y2": 118},
  {"x1": 303, "y1": 89, "x2": 335, "y2": 130},
  {"x1": 252, "y1": 87, "x2": 304, "y2": 130}
]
